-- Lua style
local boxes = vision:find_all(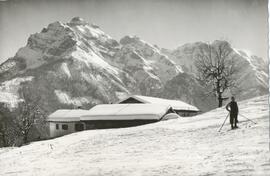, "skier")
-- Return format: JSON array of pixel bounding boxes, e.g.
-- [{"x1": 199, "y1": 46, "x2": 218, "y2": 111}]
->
[{"x1": 226, "y1": 96, "x2": 239, "y2": 129}]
